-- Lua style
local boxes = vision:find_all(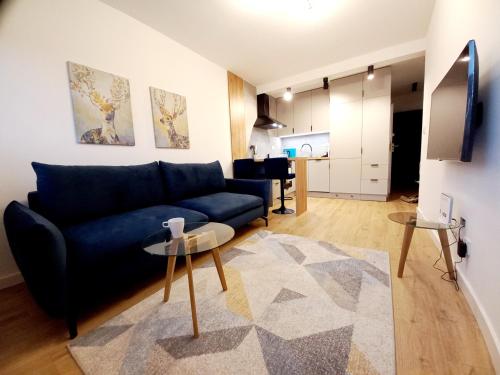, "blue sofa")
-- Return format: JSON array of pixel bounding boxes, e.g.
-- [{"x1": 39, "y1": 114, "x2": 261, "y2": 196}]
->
[{"x1": 3, "y1": 160, "x2": 271, "y2": 338}]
